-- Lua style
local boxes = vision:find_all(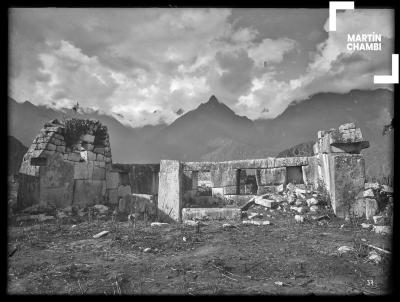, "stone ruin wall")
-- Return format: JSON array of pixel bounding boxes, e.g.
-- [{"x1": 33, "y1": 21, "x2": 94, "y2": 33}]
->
[
  {"x1": 158, "y1": 123, "x2": 370, "y2": 221},
  {"x1": 17, "y1": 120, "x2": 370, "y2": 222},
  {"x1": 107, "y1": 163, "x2": 160, "y2": 218},
  {"x1": 18, "y1": 119, "x2": 113, "y2": 210}
]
